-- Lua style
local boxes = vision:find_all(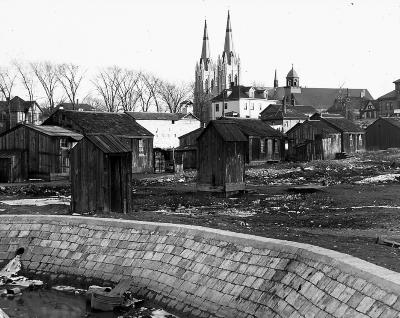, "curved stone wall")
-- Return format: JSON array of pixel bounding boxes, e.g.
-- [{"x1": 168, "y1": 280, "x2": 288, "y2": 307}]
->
[{"x1": 1, "y1": 215, "x2": 400, "y2": 318}]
